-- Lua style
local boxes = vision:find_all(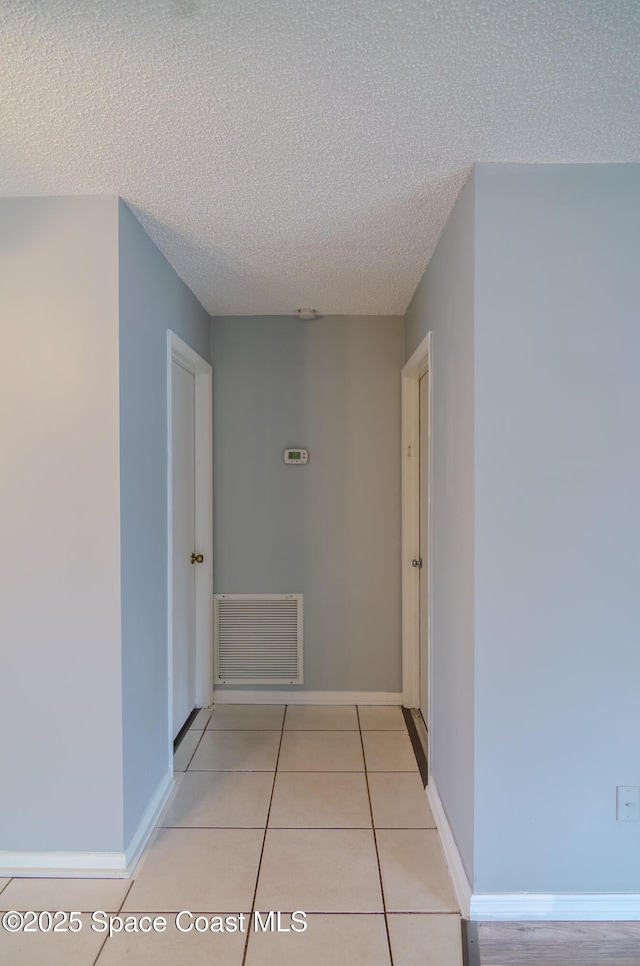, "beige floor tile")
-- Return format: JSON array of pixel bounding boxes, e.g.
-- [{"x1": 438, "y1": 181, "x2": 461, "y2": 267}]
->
[
  {"x1": 284, "y1": 705, "x2": 358, "y2": 730},
  {"x1": 387, "y1": 913, "x2": 463, "y2": 966},
  {"x1": 190, "y1": 707, "x2": 213, "y2": 730},
  {"x1": 358, "y1": 705, "x2": 406, "y2": 730},
  {"x1": 255, "y1": 829, "x2": 383, "y2": 912},
  {"x1": 278, "y1": 731, "x2": 364, "y2": 771},
  {"x1": 188, "y1": 730, "x2": 281, "y2": 770},
  {"x1": 0, "y1": 877, "x2": 130, "y2": 912},
  {"x1": 269, "y1": 772, "x2": 371, "y2": 828},
  {"x1": 376, "y1": 830, "x2": 459, "y2": 913},
  {"x1": 207, "y1": 705, "x2": 285, "y2": 730},
  {"x1": 123, "y1": 828, "x2": 263, "y2": 912},
  {"x1": 246, "y1": 913, "x2": 390, "y2": 965},
  {"x1": 0, "y1": 878, "x2": 11, "y2": 894},
  {"x1": 368, "y1": 773, "x2": 436, "y2": 828},
  {"x1": 0, "y1": 913, "x2": 104, "y2": 966},
  {"x1": 362, "y1": 731, "x2": 418, "y2": 772},
  {"x1": 160, "y1": 771, "x2": 273, "y2": 827},
  {"x1": 173, "y1": 730, "x2": 202, "y2": 771},
  {"x1": 95, "y1": 916, "x2": 246, "y2": 965}
]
